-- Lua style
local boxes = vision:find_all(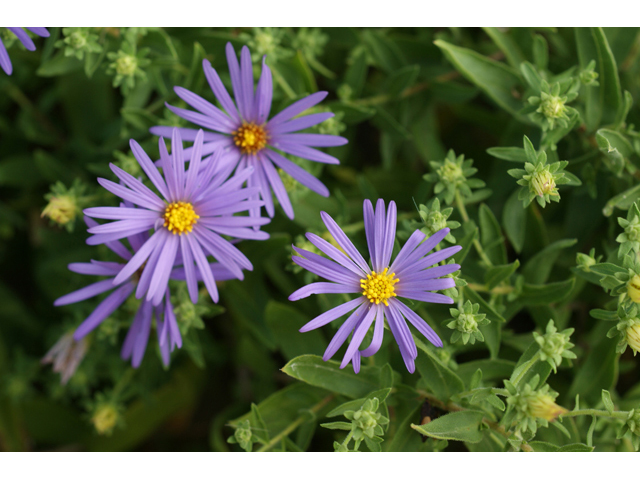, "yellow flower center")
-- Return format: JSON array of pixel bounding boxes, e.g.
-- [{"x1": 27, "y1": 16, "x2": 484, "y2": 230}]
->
[
  {"x1": 233, "y1": 122, "x2": 268, "y2": 155},
  {"x1": 360, "y1": 268, "x2": 399, "y2": 306},
  {"x1": 163, "y1": 201, "x2": 199, "y2": 235},
  {"x1": 626, "y1": 324, "x2": 640, "y2": 355}
]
